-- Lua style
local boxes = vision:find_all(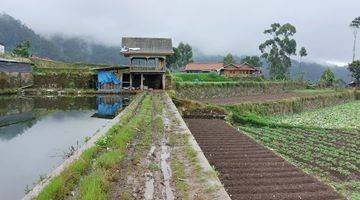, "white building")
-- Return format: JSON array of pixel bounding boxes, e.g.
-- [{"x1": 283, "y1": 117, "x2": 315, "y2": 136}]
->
[{"x1": 0, "y1": 43, "x2": 4, "y2": 54}]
